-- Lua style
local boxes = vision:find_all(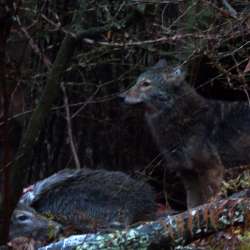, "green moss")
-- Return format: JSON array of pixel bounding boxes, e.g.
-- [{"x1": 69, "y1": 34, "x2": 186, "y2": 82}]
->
[
  {"x1": 222, "y1": 170, "x2": 250, "y2": 197},
  {"x1": 238, "y1": 231, "x2": 250, "y2": 250}
]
